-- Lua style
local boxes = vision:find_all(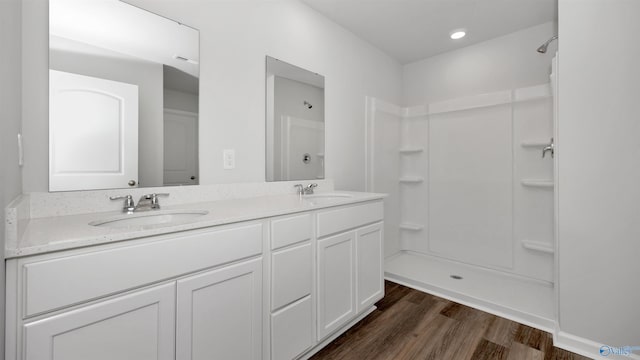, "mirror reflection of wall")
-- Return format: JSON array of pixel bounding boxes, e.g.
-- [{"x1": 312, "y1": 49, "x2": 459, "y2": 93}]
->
[
  {"x1": 48, "y1": 0, "x2": 199, "y2": 191},
  {"x1": 266, "y1": 56, "x2": 325, "y2": 182}
]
